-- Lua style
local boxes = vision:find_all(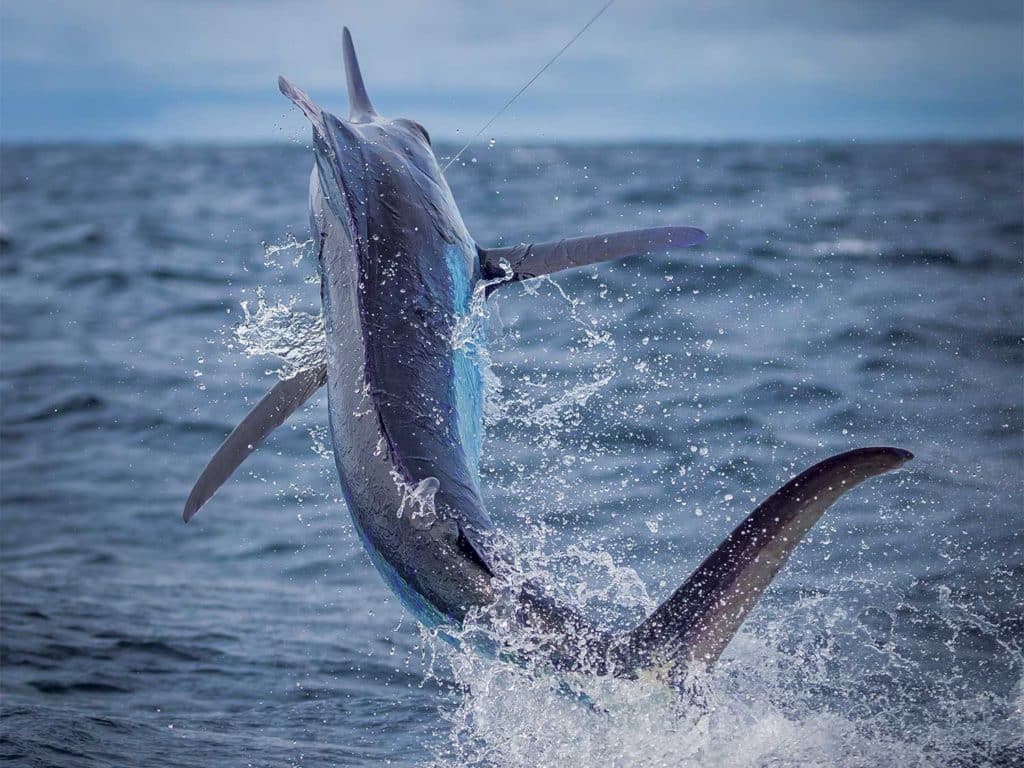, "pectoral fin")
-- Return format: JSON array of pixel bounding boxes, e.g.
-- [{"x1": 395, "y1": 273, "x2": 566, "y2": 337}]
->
[
  {"x1": 479, "y1": 226, "x2": 707, "y2": 291},
  {"x1": 183, "y1": 363, "x2": 328, "y2": 522},
  {"x1": 619, "y1": 446, "x2": 913, "y2": 681}
]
